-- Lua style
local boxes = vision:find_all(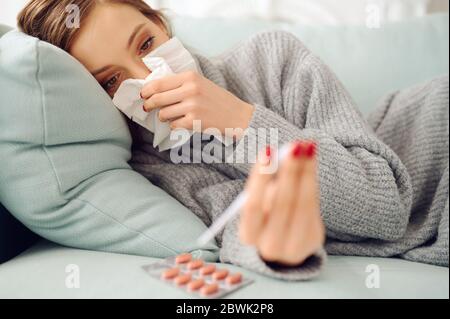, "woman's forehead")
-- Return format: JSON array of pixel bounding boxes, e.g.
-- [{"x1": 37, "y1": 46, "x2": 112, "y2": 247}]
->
[{"x1": 69, "y1": 3, "x2": 147, "y2": 71}]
